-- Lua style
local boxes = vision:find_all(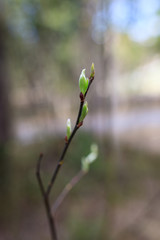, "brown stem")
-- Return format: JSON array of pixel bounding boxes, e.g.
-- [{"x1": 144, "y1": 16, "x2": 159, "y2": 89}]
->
[
  {"x1": 52, "y1": 170, "x2": 86, "y2": 214},
  {"x1": 43, "y1": 196, "x2": 57, "y2": 240},
  {"x1": 36, "y1": 154, "x2": 57, "y2": 240},
  {"x1": 84, "y1": 76, "x2": 94, "y2": 98},
  {"x1": 46, "y1": 124, "x2": 79, "y2": 196}
]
